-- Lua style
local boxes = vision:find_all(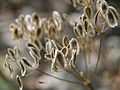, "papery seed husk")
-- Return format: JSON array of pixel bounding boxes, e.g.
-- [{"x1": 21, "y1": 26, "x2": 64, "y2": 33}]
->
[
  {"x1": 22, "y1": 57, "x2": 32, "y2": 67},
  {"x1": 16, "y1": 75, "x2": 23, "y2": 90}
]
